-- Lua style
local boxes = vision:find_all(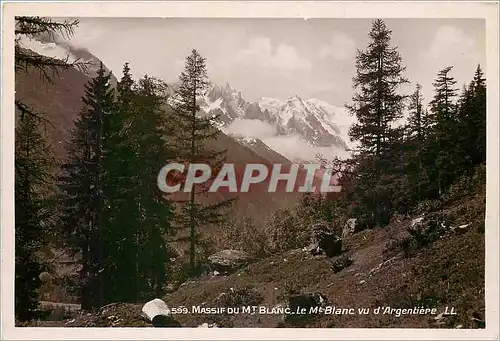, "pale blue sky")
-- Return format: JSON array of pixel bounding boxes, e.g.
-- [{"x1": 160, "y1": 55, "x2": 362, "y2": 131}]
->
[{"x1": 67, "y1": 18, "x2": 485, "y2": 107}]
